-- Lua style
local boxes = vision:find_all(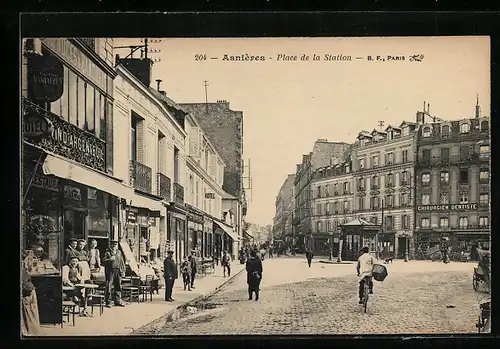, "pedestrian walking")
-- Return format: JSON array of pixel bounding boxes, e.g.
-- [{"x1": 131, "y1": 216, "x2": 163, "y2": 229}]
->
[
  {"x1": 306, "y1": 249, "x2": 314, "y2": 267},
  {"x1": 246, "y1": 250, "x2": 263, "y2": 301},
  {"x1": 102, "y1": 240, "x2": 126, "y2": 308},
  {"x1": 21, "y1": 262, "x2": 41, "y2": 336},
  {"x1": 189, "y1": 250, "x2": 198, "y2": 289},
  {"x1": 180, "y1": 256, "x2": 191, "y2": 291},
  {"x1": 163, "y1": 249, "x2": 178, "y2": 301},
  {"x1": 222, "y1": 250, "x2": 231, "y2": 277}
]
